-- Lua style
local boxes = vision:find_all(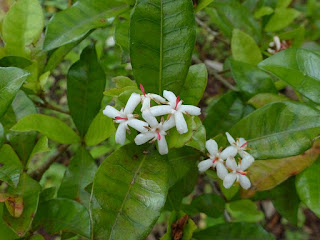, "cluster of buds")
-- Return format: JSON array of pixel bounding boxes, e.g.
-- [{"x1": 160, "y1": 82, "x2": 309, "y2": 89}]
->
[
  {"x1": 103, "y1": 84, "x2": 201, "y2": 155},
  {"x1": 198, "y1": 132, "x2": 255, "y2": 190},
  {"x1": 267, "y1": 35, "x2": 292, "y2": 54}
]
